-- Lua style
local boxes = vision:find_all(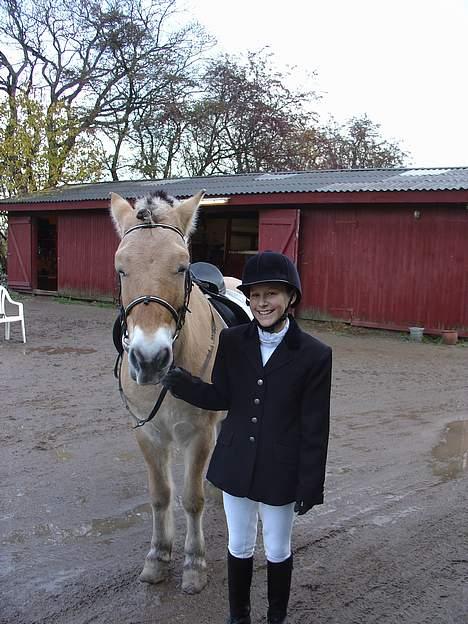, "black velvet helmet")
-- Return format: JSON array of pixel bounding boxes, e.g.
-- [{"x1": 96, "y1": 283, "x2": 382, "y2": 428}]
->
[{"x1": 237, "y1": 251, "x2": 302, "y2": 306}]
